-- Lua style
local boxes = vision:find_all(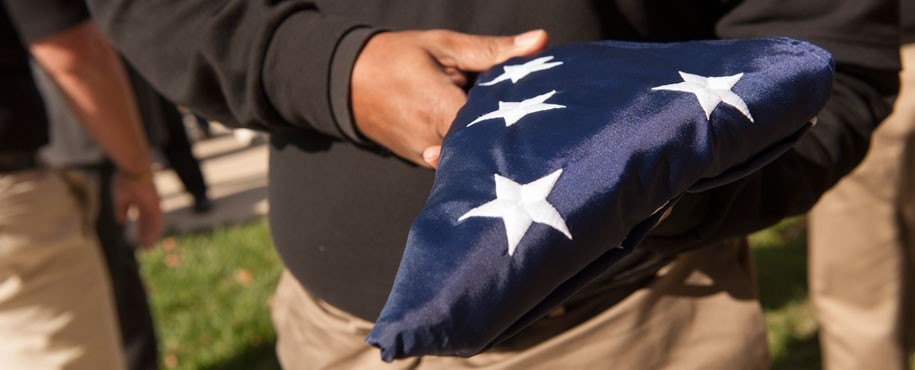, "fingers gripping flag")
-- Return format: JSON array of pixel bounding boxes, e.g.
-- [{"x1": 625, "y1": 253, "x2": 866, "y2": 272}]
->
[{"x1": 366, "y1": 37, "x2": 834, "y2": 361}]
